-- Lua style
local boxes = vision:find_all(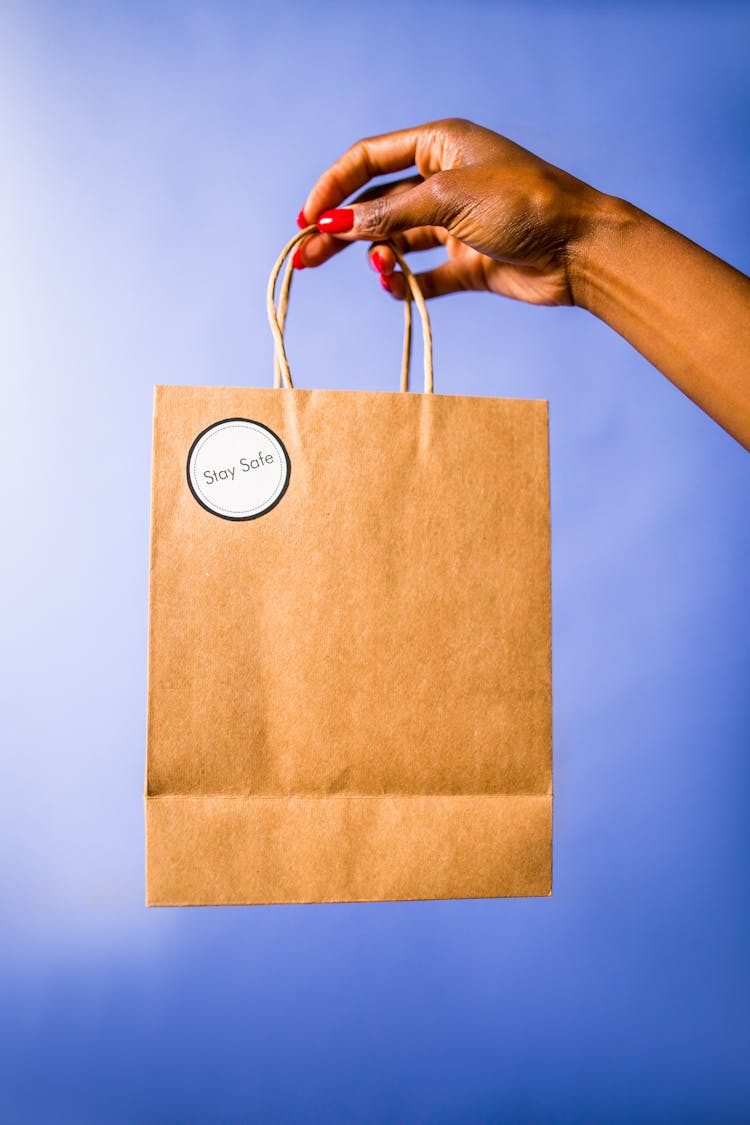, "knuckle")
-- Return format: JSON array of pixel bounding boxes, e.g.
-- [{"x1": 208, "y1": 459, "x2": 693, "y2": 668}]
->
[
  {"x1": 349, "y1": 137, "x2": 375, "y2": 179},
  {"x1": 425, "y1": 171, "x2": 465, "y2": 225},
  {"x1": 417, "y1": 272, "x2": 434, "y2": 300},
  {"x1": 435, "y1": 116, "x2": 473, "y2": 133},
  {"x1": 358, "y1": 194, "x2": 391, "y2": 237},
  {"x1": 323, "y1": 168, "x2": 348, "y2": 200}
]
